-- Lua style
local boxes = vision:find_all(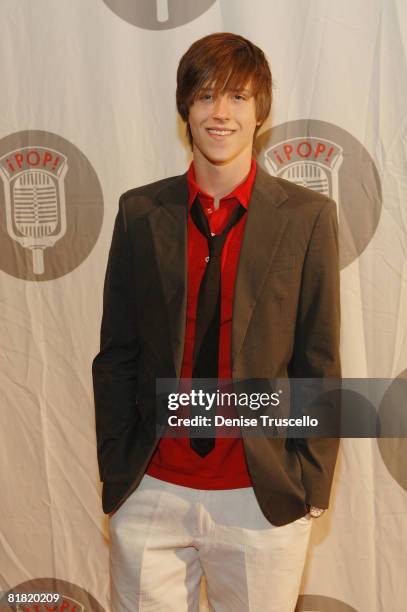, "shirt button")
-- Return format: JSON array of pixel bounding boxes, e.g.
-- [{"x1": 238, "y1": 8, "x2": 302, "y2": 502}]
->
[
  {"x1": 205, "y1": 256, "x2": 210, "y2": 263},
  {"x1": 207, "y1": 208, "x2": 213, "y2": 214}
]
